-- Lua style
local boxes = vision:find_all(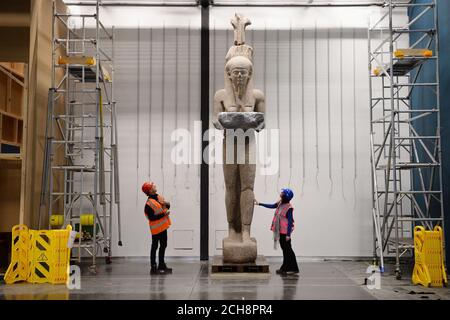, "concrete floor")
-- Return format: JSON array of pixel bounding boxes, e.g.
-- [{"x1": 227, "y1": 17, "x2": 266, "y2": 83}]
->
[{"x1": 0, "y1": 258, "x2": 449, "y2": 300}]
